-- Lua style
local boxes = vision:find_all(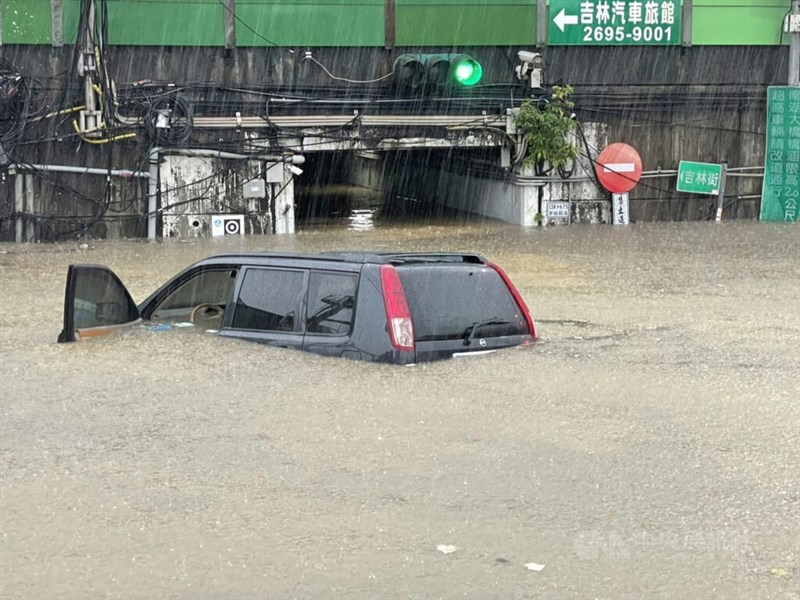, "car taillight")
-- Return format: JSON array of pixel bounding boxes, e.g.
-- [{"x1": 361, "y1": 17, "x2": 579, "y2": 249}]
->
[
  {"x1": 487, "y1": 262, "x2": 536, "y2": 339},
  {"x1": 380, "y1": 264, "x2": 415, "y2": 351}
]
